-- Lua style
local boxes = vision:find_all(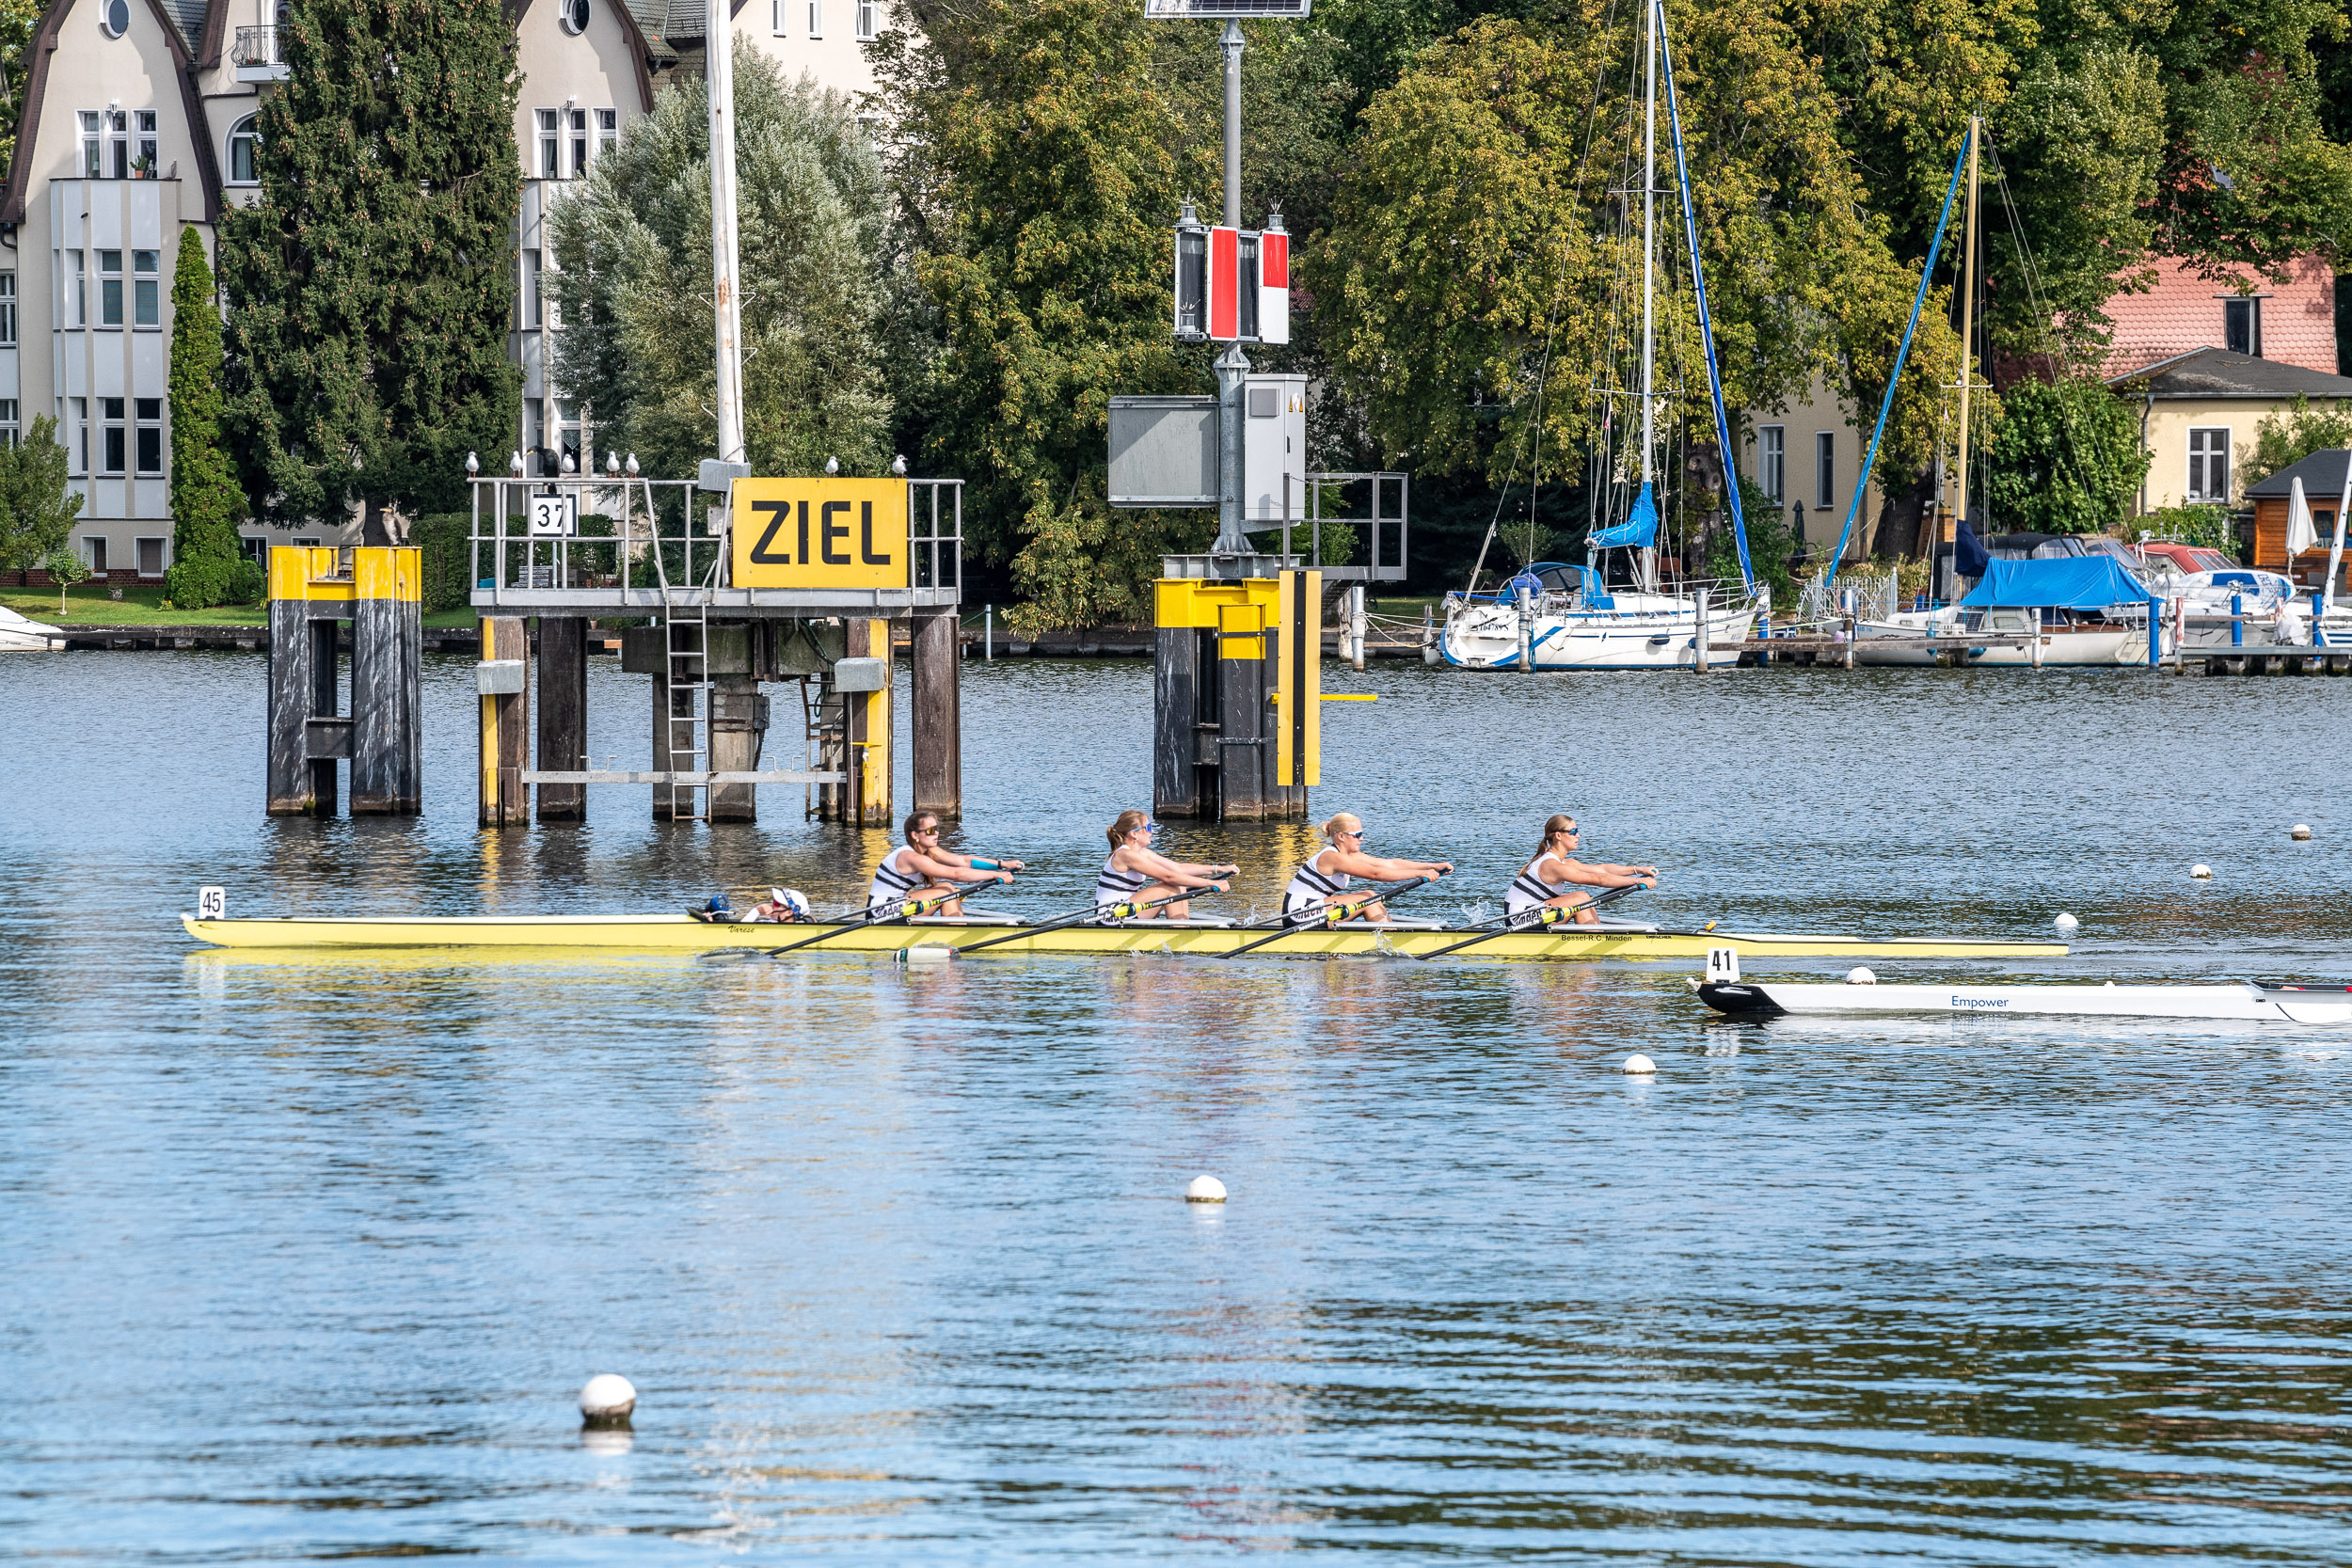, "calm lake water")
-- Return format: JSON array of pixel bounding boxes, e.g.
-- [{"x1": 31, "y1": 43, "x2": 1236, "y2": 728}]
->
[{"x1": 3, "y1": 649, "x2": 2348, "y2": 1563}]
